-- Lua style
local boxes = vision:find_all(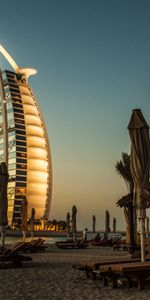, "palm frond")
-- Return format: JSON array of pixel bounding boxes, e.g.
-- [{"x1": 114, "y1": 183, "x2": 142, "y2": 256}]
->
[{"x1": 115, "y1": 152, "x2": 133, "y2": 192}]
